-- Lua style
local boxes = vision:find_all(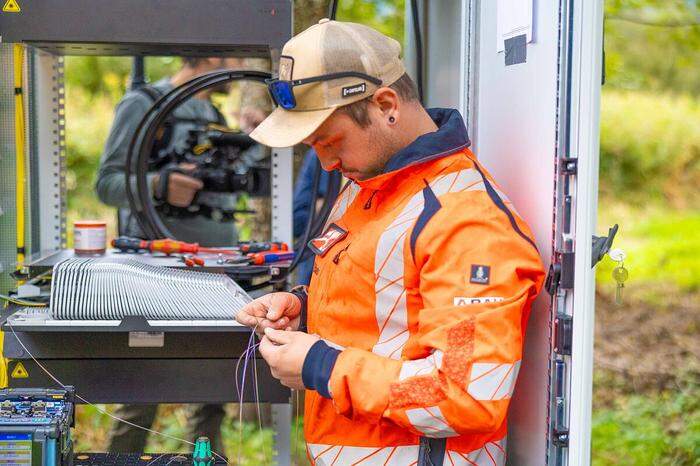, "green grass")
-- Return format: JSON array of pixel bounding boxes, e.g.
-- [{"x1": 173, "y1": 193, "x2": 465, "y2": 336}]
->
[
  {"x1": 592, "y1": 384, "x2": 700, "y2": 466},
  {"x1": 593, "y1": 202, "x2": 700, "y2": 465}
]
